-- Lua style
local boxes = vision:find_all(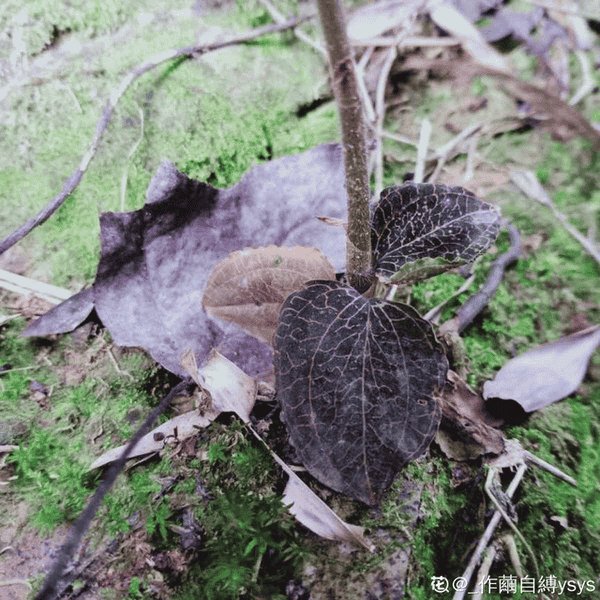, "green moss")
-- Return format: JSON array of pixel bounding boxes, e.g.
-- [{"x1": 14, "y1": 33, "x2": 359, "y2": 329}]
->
[
  {"x1": 8, "y1": 428, "x2": 94, "y2": 530},
  {"x1": 503, "y1": 401, "x2": 600, "y2": 586},
  {"x1": 403, "y1": 457, "x2": 484, "y2": 599},
  {"x1": 169, "y1": 421, "x2": 306, "y2": 600}
]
